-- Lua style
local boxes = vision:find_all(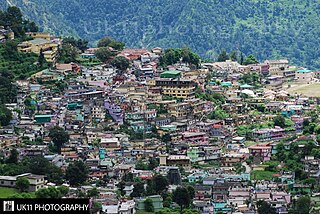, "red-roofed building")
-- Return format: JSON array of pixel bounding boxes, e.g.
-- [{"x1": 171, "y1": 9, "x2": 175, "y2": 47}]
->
[
  {"x1": 55, "y1": 63, "x2": 81, "y2": 74},
  {"x1": 119, "y1": 49, "x2": 150, "y2": 60}
]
